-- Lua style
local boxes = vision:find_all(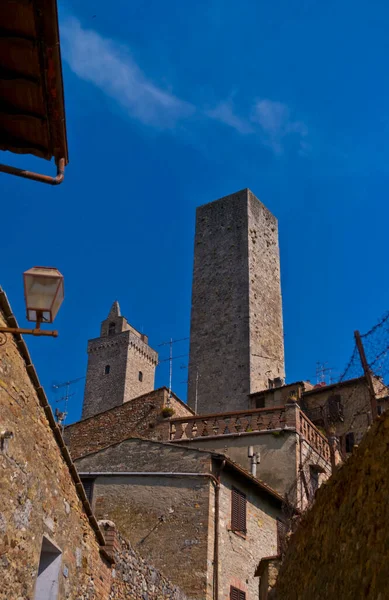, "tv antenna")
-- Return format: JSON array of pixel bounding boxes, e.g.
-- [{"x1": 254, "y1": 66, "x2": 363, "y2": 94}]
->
[
  {"x1": 316, "y1": 362, "x2": 335, "y2": 385},
  {"x1": 52, "y1": 376, "x2": 85, "y2": 428},
  {"x1": 158, "y1": 337, "x2": 189, "y2": 400}
]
